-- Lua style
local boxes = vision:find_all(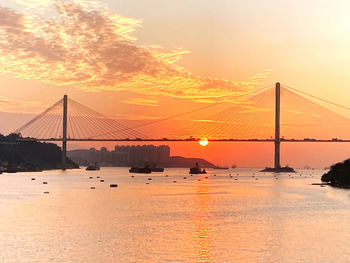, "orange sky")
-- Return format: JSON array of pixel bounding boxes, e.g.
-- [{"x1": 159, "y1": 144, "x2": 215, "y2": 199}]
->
[{"x1": 2, "y1": 0, "x2": 350, "y2": 168}]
